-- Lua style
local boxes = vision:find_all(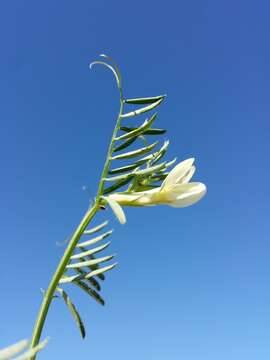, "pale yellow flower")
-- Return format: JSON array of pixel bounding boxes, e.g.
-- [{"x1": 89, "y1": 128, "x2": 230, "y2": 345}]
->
[{"x1": 108, "y1": 158, "x2": 206, "y2": 208}]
